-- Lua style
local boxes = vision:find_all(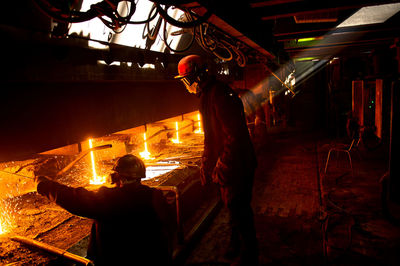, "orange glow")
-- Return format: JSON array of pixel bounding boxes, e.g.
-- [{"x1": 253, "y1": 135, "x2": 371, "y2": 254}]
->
[
  {"x1": 0, "y1": 220, "x2": 4, "y2": 234},
  {"x1": 140, "y1": 133, "x2": 153, "y2": 160},
  {"x1": 88, "y1": 139, "x2": 106, "y2": 185},
  {"x1": 0, "y1": 201, "x2": 11, "y2": 235},
  {"x1": 194, "y1": 113, "x2": 203, "y2": 134},
  {"x1": 171, "y1": 121, "x2": 182, "y2": 144}
]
